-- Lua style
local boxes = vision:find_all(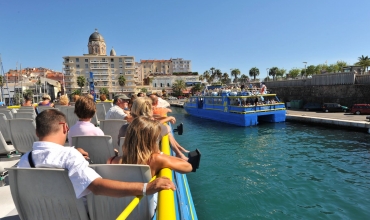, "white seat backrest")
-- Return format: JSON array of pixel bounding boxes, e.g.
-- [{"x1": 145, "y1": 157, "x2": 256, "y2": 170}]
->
[
  {"x1": 87, "y1": 164, "x2": 153, "y2": 220},
  {"x1": 0, "y1": 131, "x2": 15, "y2": 155},
  {"x1": 71, "y1": 135, "x2": 115, "y2": 164},
  {"x1": 37, "y1": 106, "x2": 54, "y2": 113},
  {"x1": 0, "y1": 113, "x2": 11, "y2": 142},
  {"x1": 64, "y1": 106, "x2": 79, "y2": 128},
  {"x1": 102, "y1": 102, "x2": 113, "y2": 113},
  {"x1": 95, "y1": 103, "x2": 106, "y2": 121},
  {"x1": 0, "y1": 109, "x2": 13, "y2": 119},
  {"x1": 119, "y1": 137, "x2": 125, "y2": 149},
  {"x1": 8, "y1": 168, "x2": 89, "y2": 220},
  {"x1": 14, "y1": 112, "x2": 36, "y2": 120},
  {"x1": 99, "y1": 119, "x2": 127, "y2": 149},
  {"x1": 7, "y1": 119, "x2": 38, "y2": 153}
]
